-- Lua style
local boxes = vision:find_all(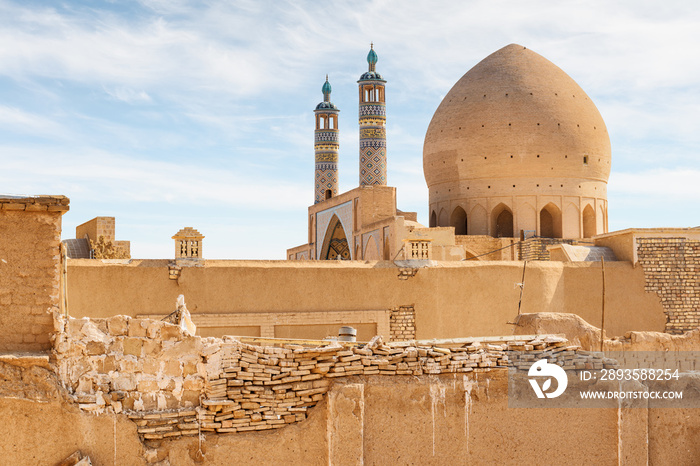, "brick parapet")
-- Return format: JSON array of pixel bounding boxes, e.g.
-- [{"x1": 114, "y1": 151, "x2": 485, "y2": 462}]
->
[
  {"x1": 0, "y1": 195, "x2": 70, "y2": 212},
  {"x1": 636, "y1": 237, "x2": 700, "y2": 334}
]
